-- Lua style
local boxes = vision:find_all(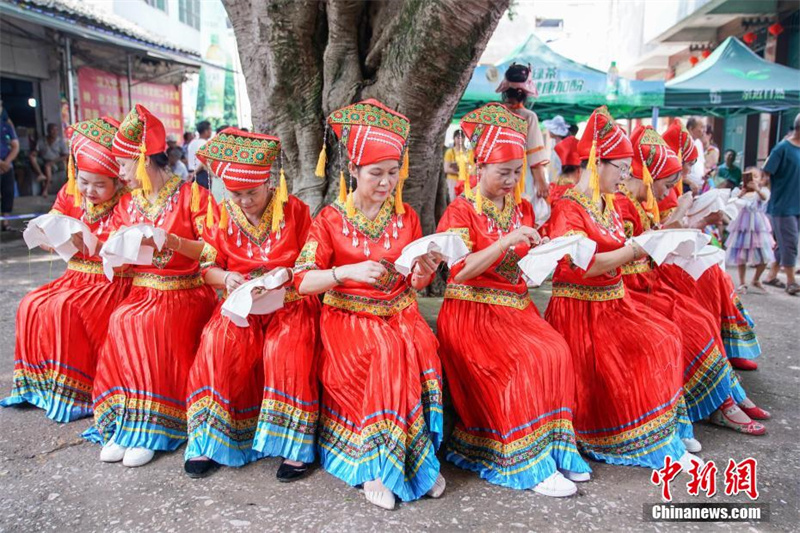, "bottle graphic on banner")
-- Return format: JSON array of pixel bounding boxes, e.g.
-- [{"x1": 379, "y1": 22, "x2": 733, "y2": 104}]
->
[
  {"x1": 606, "y1": 61, "x2": 619, "y2": 102},
  {"x1": 197, "y1": 34, "x2": 227, "y2": 122}
]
